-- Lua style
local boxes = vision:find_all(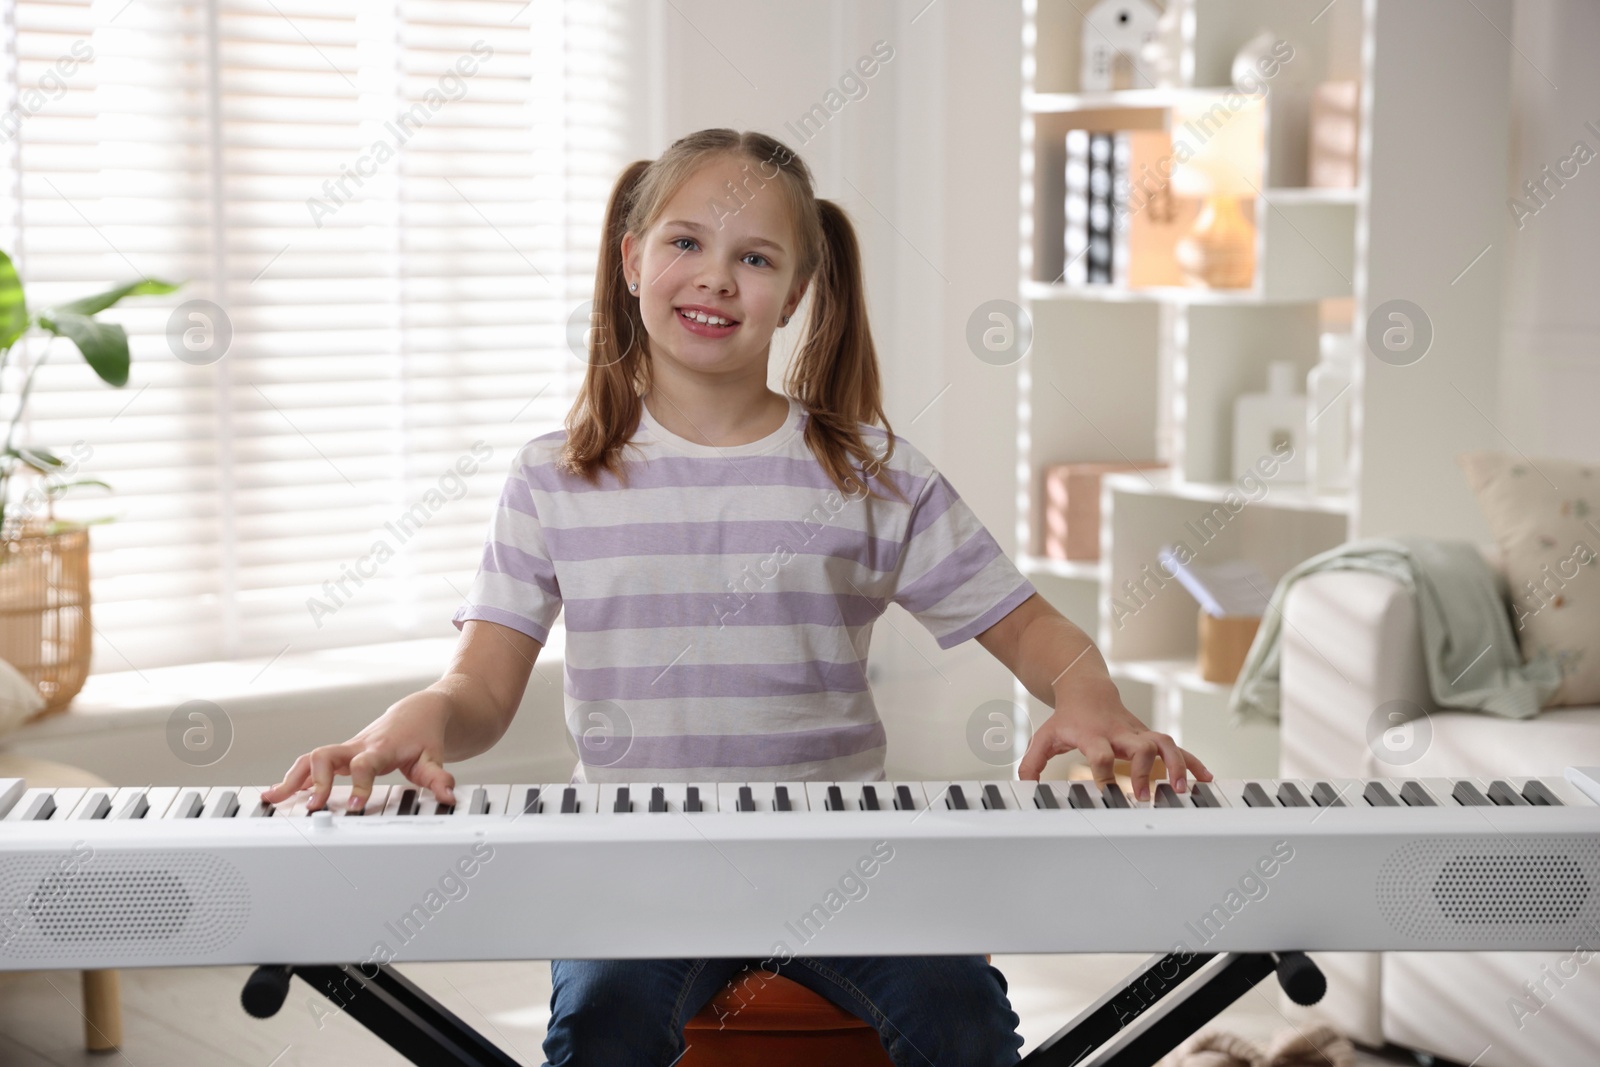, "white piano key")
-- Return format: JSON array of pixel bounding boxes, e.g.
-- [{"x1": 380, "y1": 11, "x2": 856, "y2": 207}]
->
[
  {"x1": 44, "y1": 788, "x2": 87, "y2": 820},
  {"x1": 1008, "y1": 781, "x2": 1069, "y2": 811},
  {"x1": 509, "y1": 783, "x2": 546, "y2": 815},
  {"x1": 0, "y1": 778, "x2": 26, "y2": 817},
  {"x1": 805, "y1": 782, "x2": 864, "y2": 812},
  {"x1": 162, "y1": 788, "x2": 207, "y2": 819},
  {"x1": 457, "y1": 784, "x2": 506, "y2": 815},
  {"x1": 885, "y1": 781, "x2": 926, "y2": 811},
  {"x1": 5, "y1": 788, "x2": 62, "y2": 821},
  {"x1": 1511, "y1": 775, "x2": 1588, "y2": 806},
  {"x1": 140, "y1": 787, "x2": 183, "y2": 819}
]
